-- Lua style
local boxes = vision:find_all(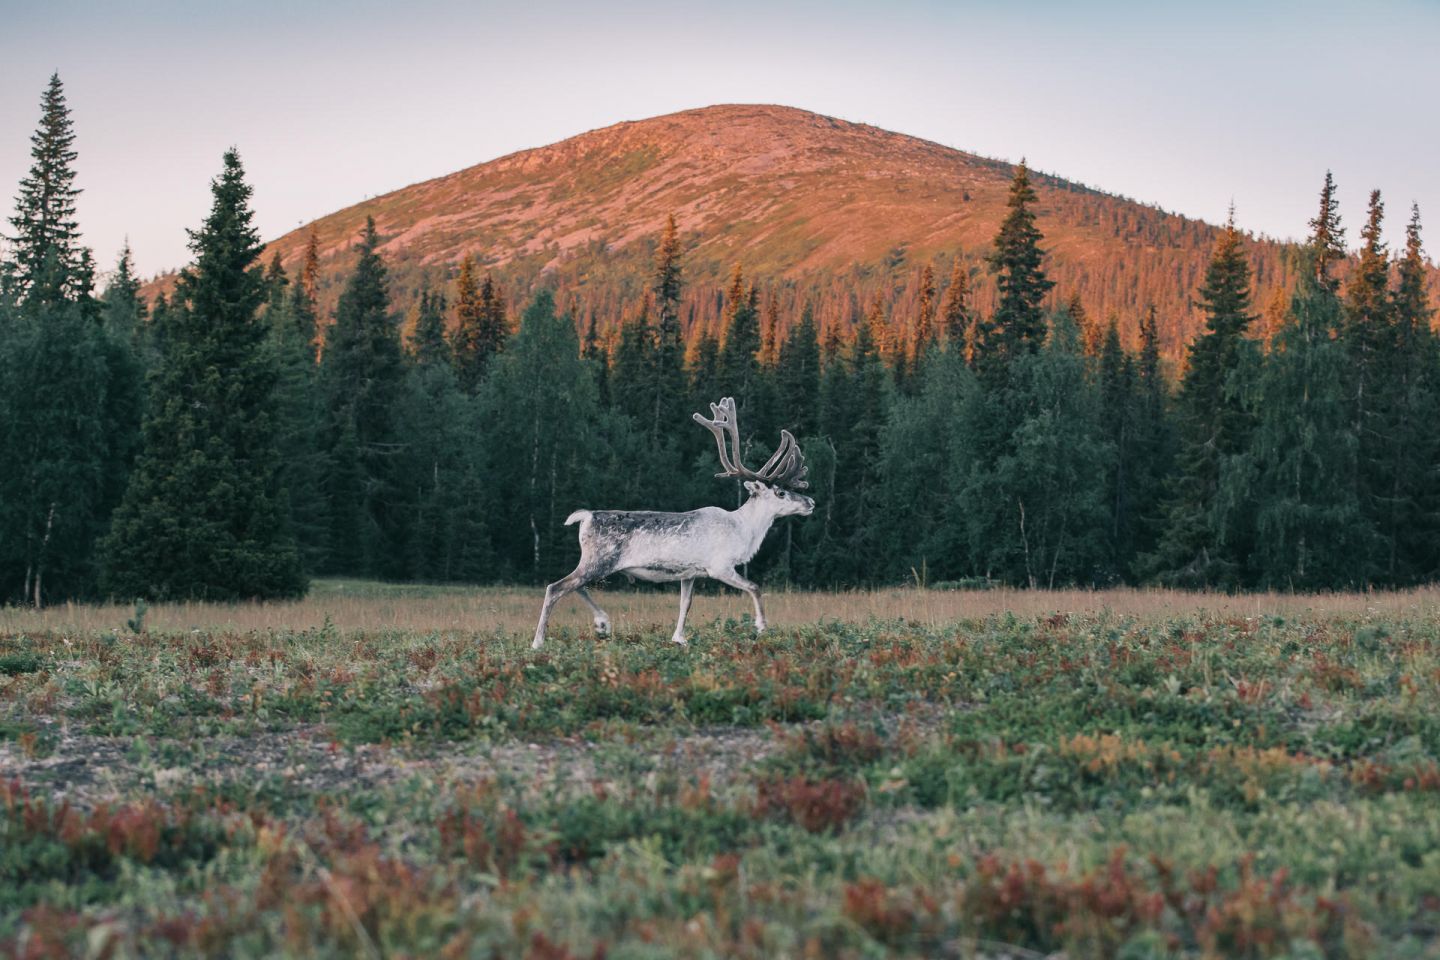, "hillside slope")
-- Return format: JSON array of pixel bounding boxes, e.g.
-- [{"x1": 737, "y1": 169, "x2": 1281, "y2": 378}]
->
[{"x1": 169, "y1": 104, "x2": 1410, "y2": 358}]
